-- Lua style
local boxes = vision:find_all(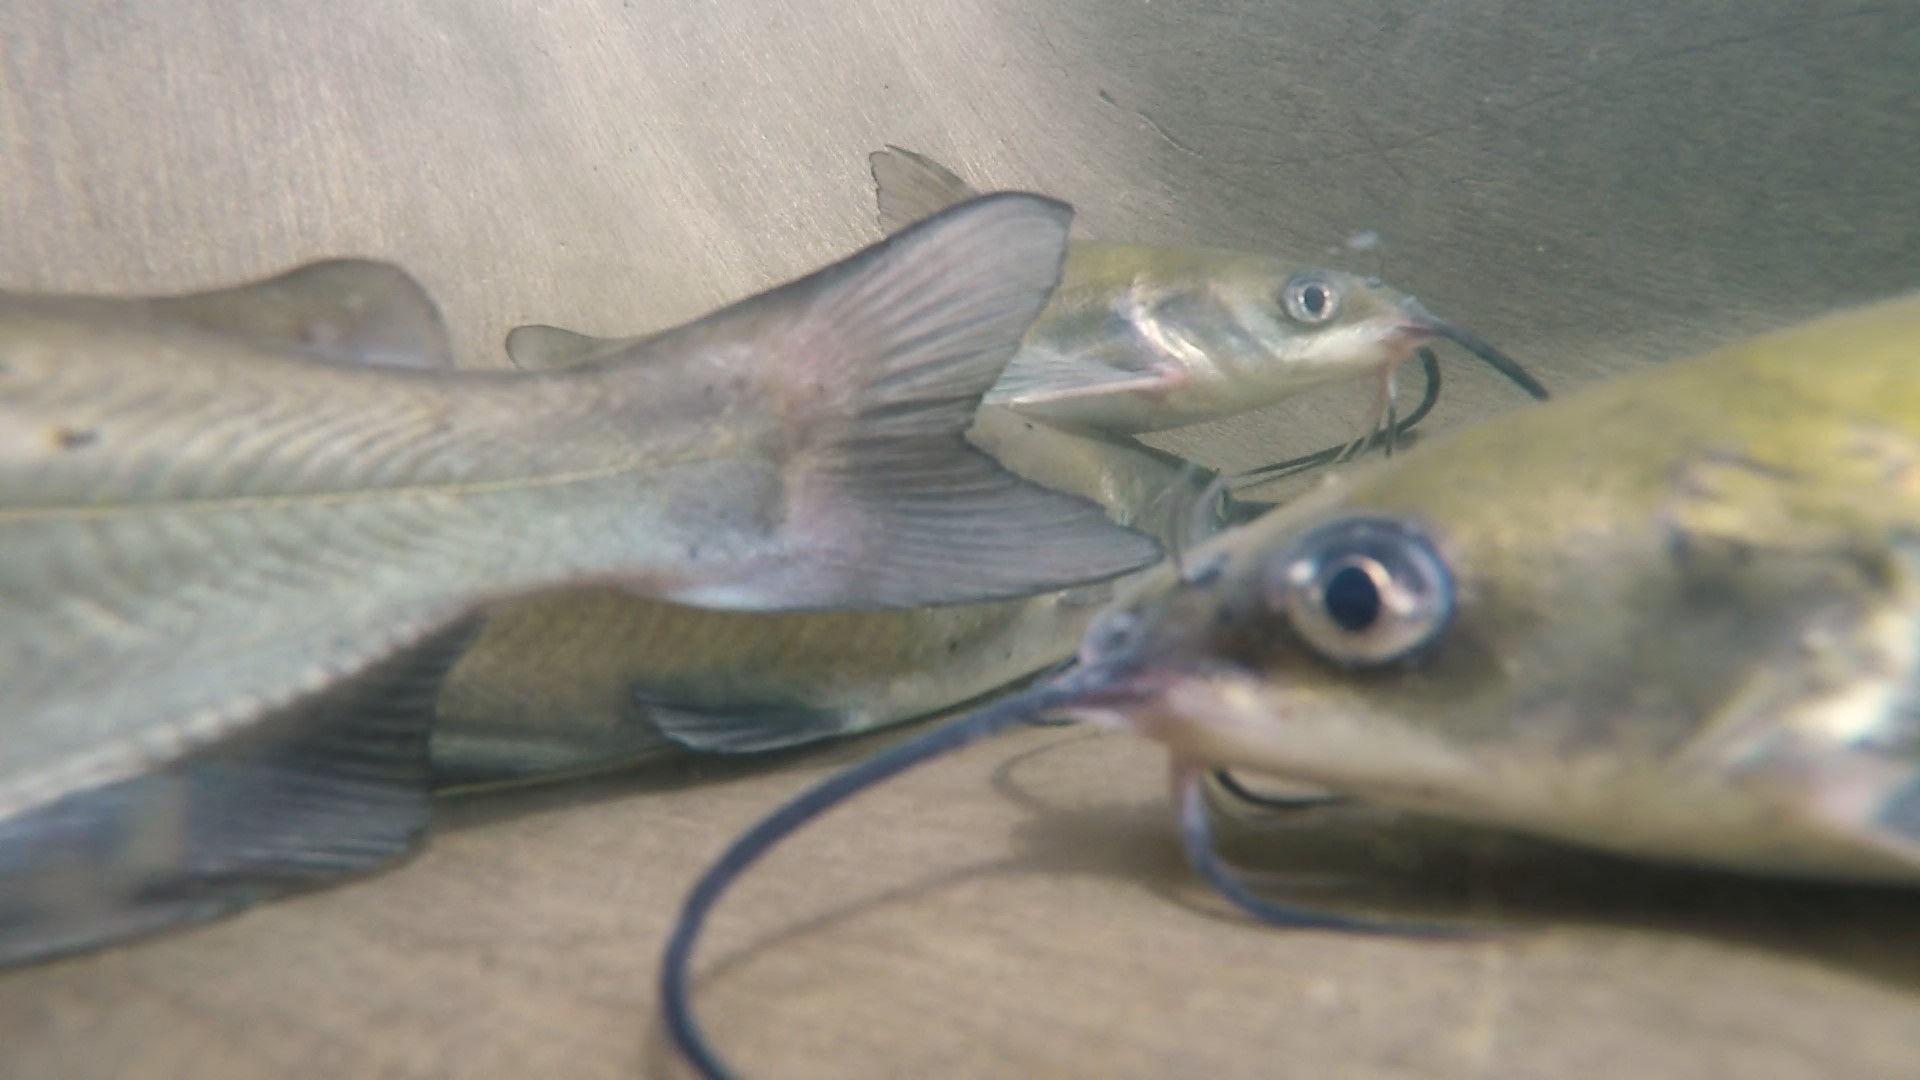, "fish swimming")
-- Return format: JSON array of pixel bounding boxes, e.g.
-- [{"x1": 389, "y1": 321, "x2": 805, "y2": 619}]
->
[
  {"x1": 865, "y1": 146, "x2": 1550, "y2": 442},
  {"x1": 432, "y1": 404, "x2": 1252, "y2": 789},
  {"x1": 658, "y1": 290, "x2": 1920, "y2": 1079},
  {"x1": 0, "y1": 192, "x2": 1165, "y2": 966}
]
